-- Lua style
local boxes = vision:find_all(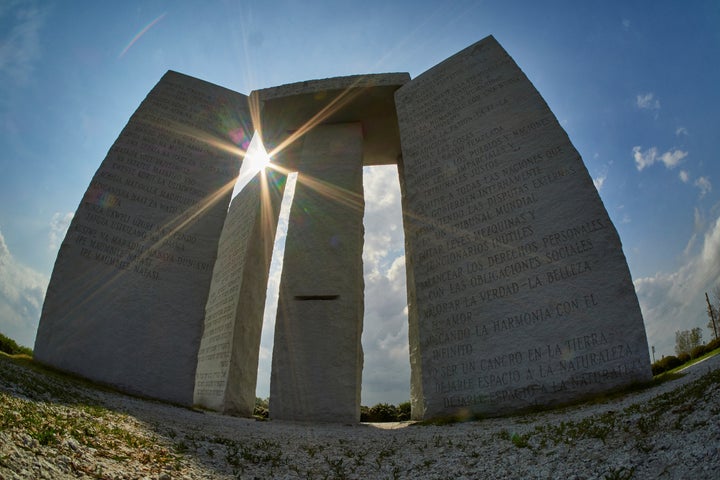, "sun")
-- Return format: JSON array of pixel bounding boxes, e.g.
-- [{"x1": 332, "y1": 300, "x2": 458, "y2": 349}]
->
[
  {"x1": 230, "y1": 132, "x2": 274, "y2": 200},
  {"x1": 244, "y1": 133, "x2": 272, "y2": 174}
]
